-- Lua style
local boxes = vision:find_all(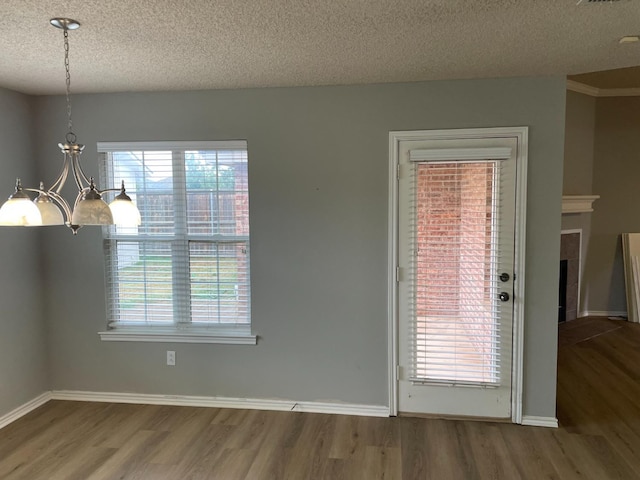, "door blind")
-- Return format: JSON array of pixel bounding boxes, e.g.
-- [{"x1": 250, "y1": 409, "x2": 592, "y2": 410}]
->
[{"x1": 408, "y1": 156, "x2": 511, "y2": 386}]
